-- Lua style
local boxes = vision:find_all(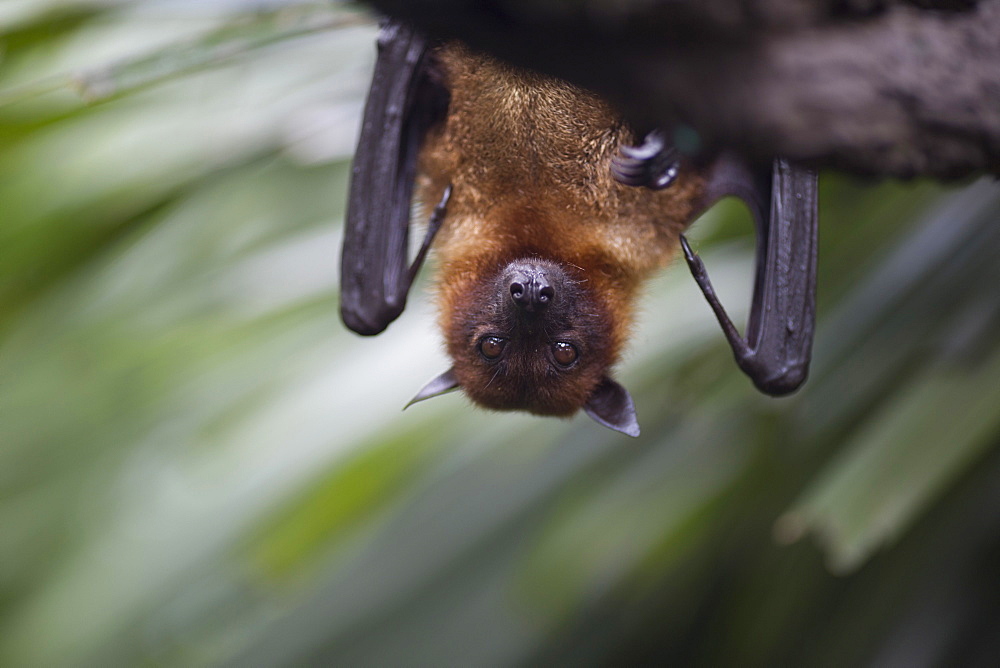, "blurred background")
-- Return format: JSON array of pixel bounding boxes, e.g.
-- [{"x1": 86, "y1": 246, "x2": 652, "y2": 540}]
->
[{"x1": 2, "y1": 1, "x2": 1000, "y2": 665}]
